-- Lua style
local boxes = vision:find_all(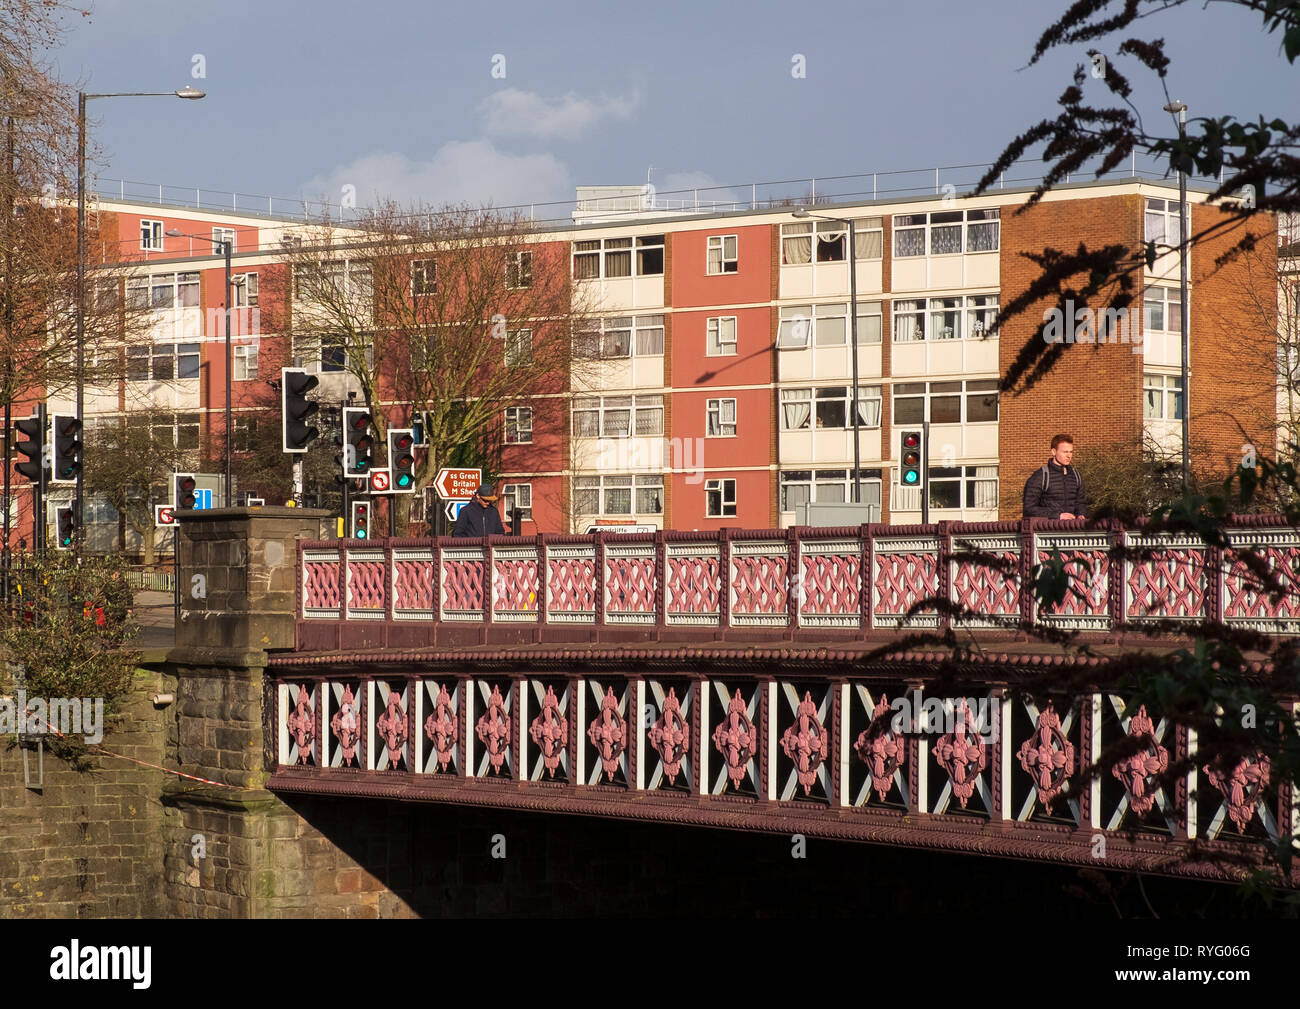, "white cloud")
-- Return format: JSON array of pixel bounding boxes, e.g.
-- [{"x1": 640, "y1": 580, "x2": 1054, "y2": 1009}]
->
[
  {"x1": 478, "y1": 88, "x2": 638, "y2": 140},
  {"x1": 300, "y1": 140, "x2": 571, "y2": 211}
]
